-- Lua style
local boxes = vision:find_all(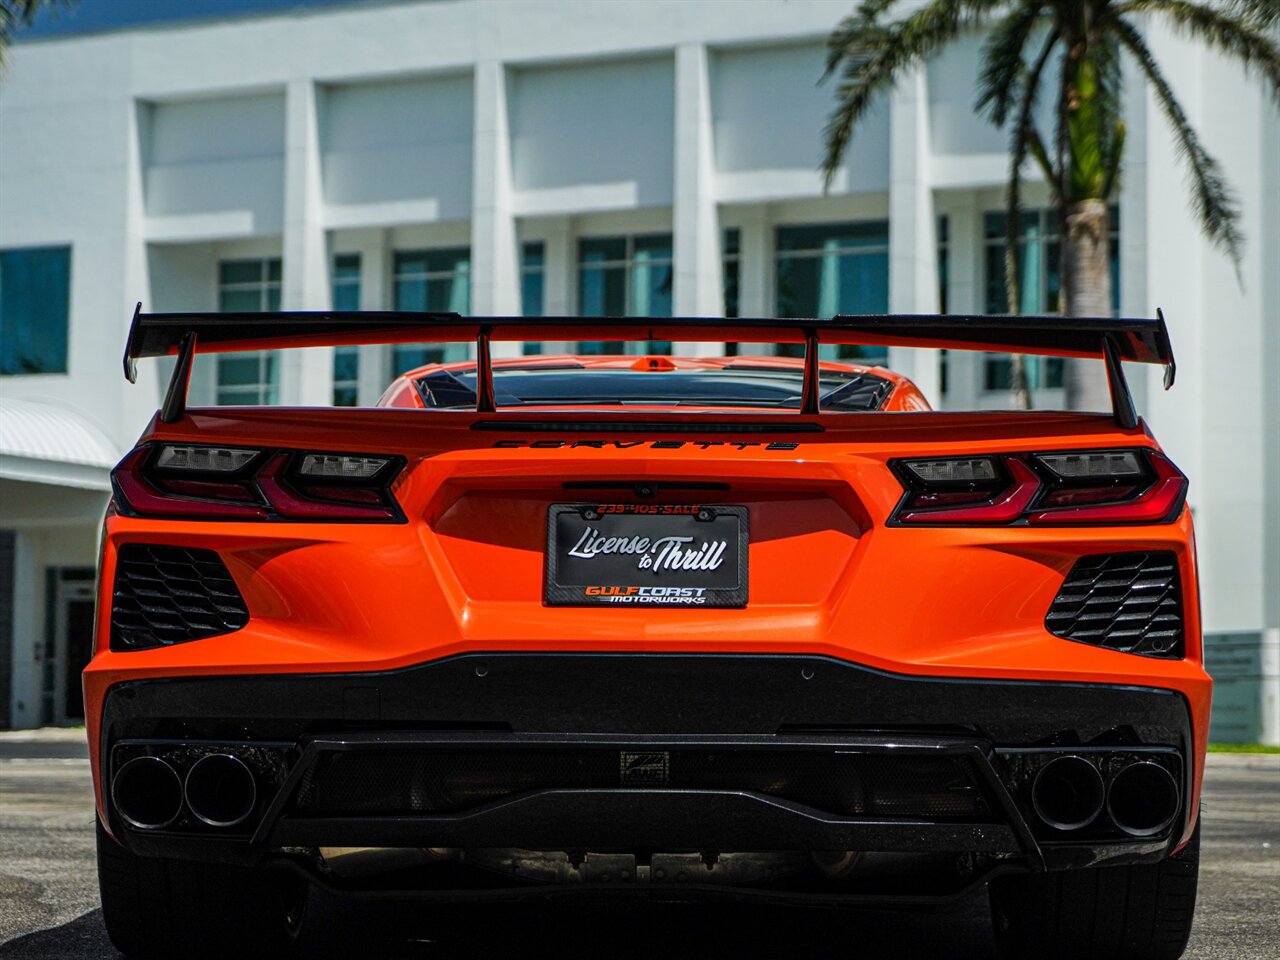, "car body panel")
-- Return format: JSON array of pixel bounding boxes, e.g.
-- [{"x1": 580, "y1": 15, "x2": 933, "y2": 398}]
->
[{"x1": 85, "y1": 385, "x2": 1211, "y2": 854}]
